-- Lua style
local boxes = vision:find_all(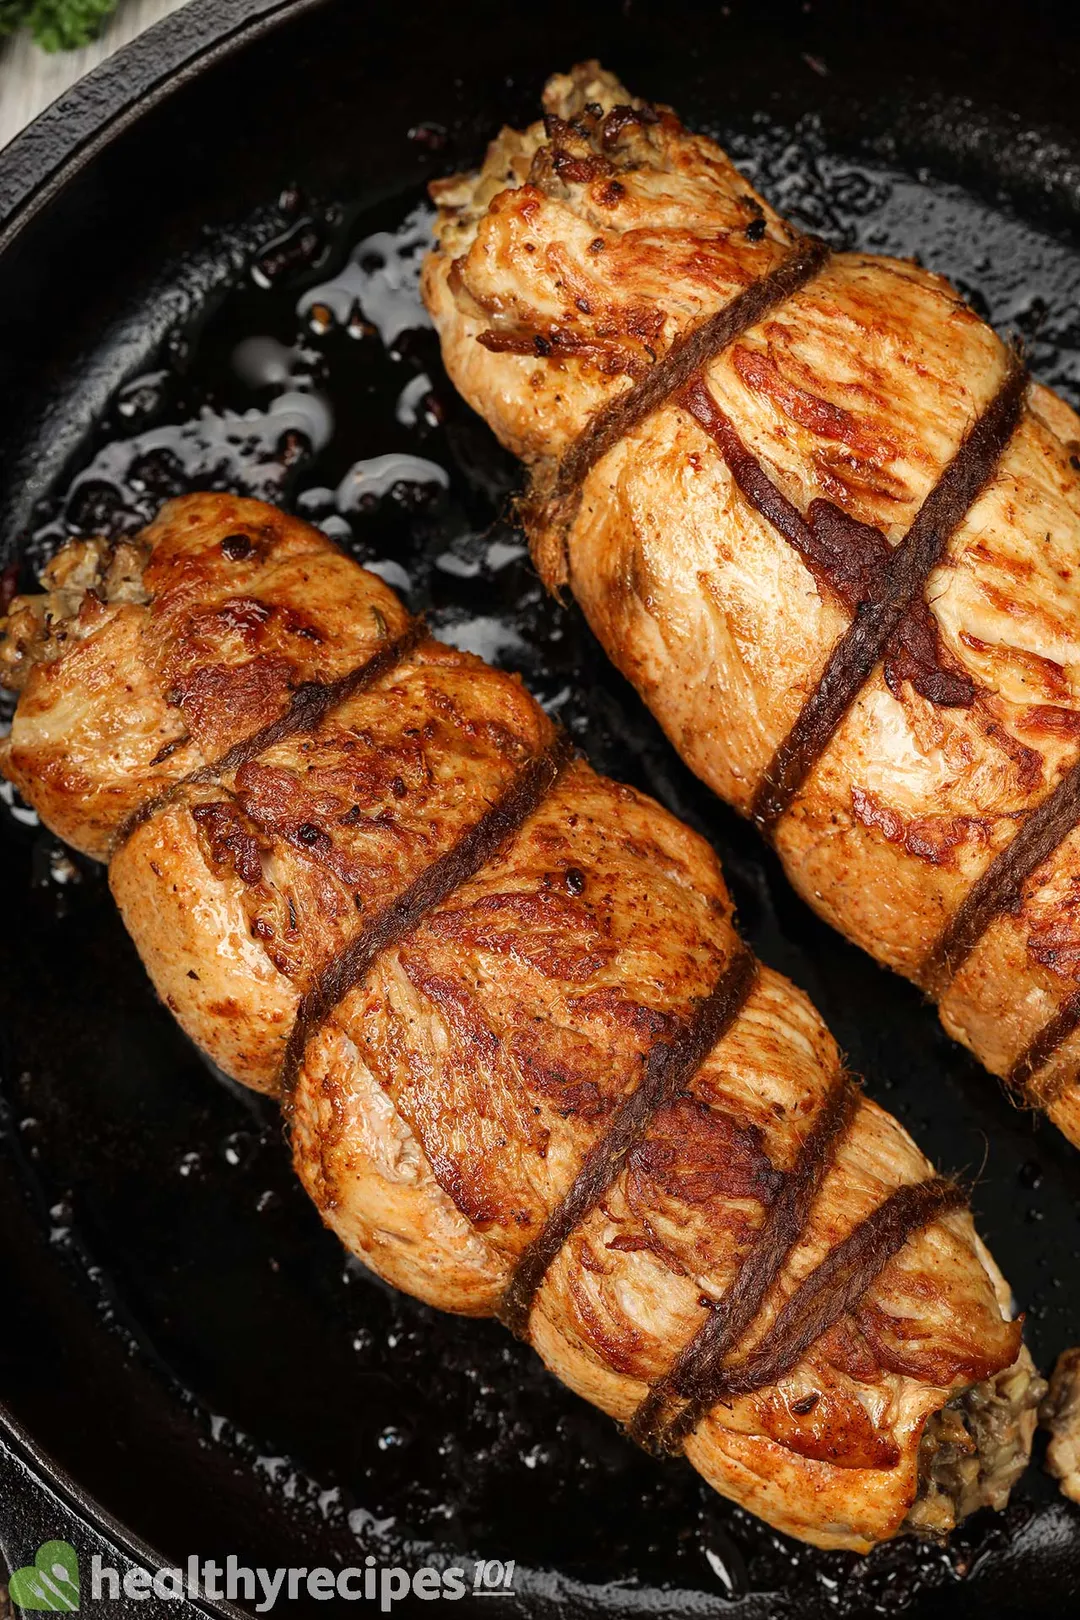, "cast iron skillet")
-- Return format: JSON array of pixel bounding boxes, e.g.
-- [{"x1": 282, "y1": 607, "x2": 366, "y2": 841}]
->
[{"x1": 0, "y1": 1, "x2": 1079, "y2": 1614}]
